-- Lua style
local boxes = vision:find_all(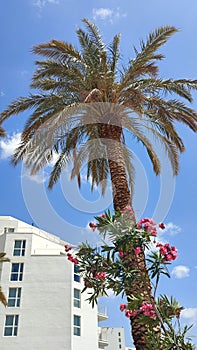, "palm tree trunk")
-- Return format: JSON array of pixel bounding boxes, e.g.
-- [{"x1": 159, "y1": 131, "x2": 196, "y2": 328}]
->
[{"x1": 99, "y1": 122, "x2": 159, "y2": 349}]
